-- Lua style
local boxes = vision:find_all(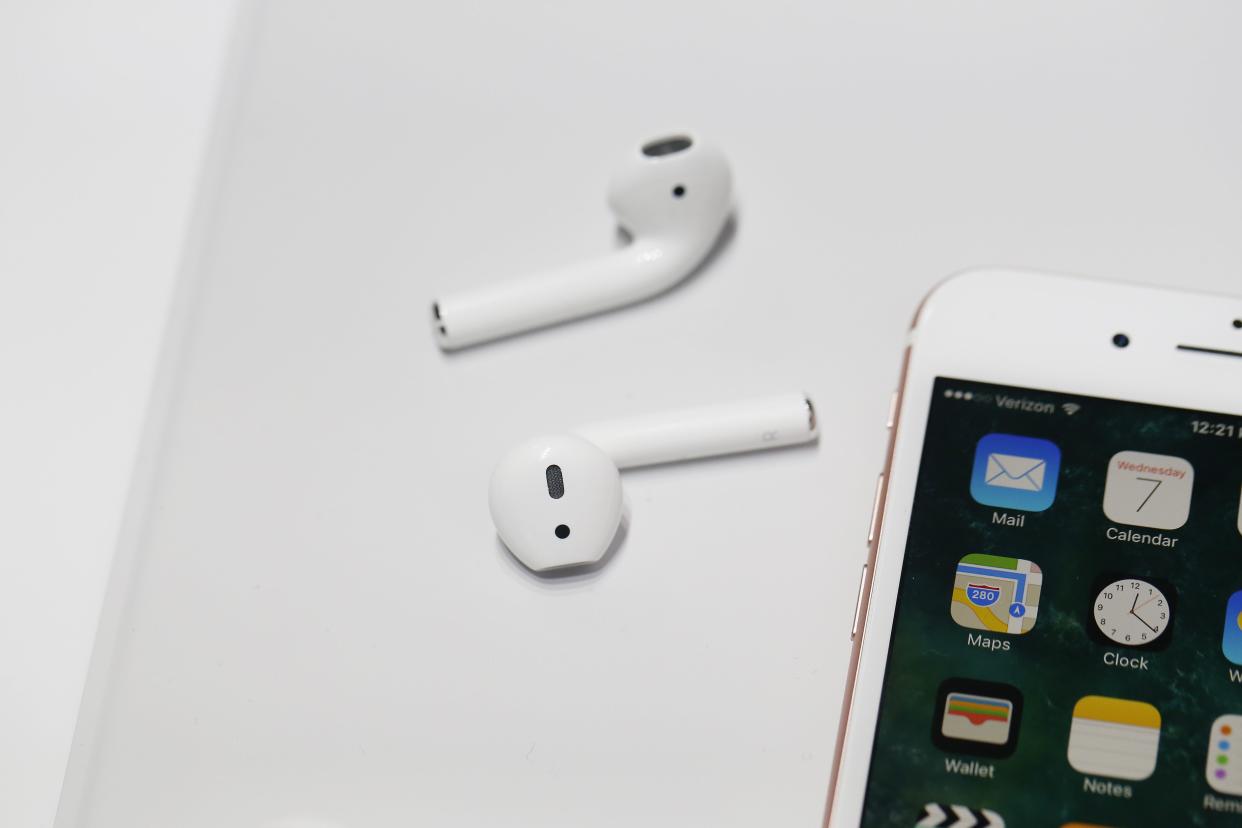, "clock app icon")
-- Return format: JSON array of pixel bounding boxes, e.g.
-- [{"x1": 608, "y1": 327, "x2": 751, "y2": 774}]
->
[{"x1": 1089, "y1": 575, "x2": 1176, "y2": 650}]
